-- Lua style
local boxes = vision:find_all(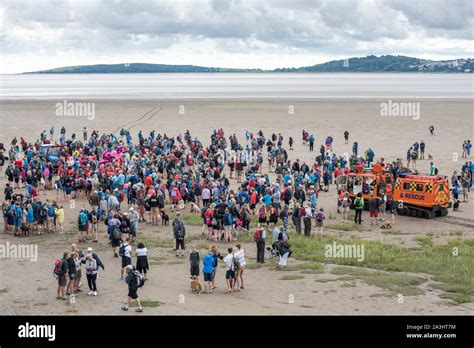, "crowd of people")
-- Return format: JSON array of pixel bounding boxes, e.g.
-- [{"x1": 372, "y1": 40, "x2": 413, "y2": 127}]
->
[{"x1": 0, "y1": 125, "x2": 472, "y2": 312}]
